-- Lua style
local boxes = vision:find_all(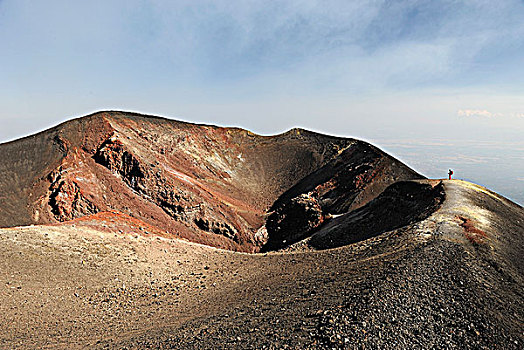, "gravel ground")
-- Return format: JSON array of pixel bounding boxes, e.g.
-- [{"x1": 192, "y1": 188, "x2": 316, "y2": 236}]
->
[{"x1": 0, "y1": 180, "x2": 522, "y2": 349}]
